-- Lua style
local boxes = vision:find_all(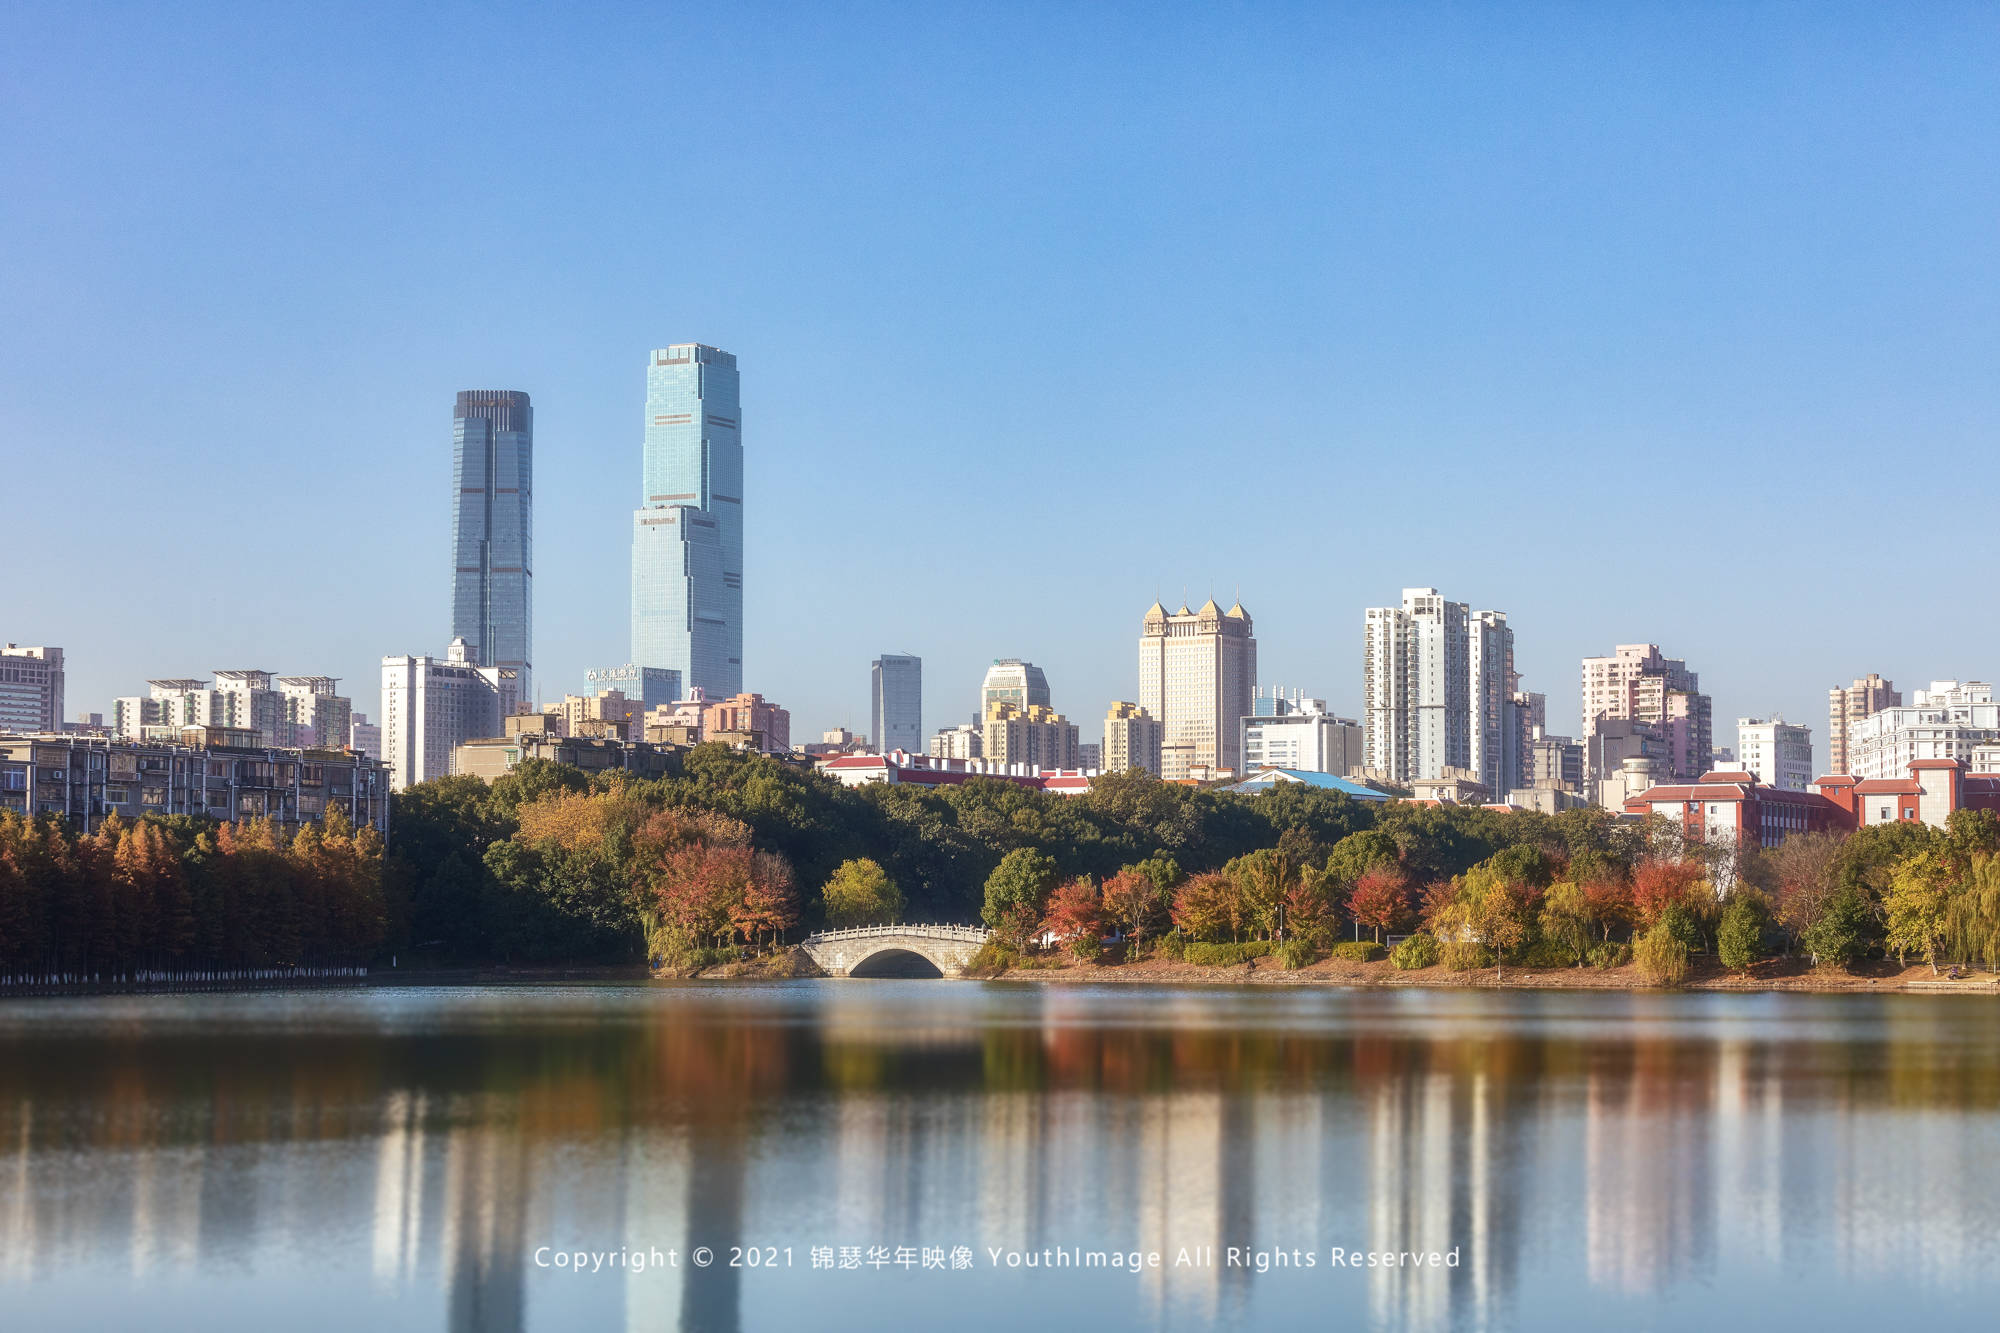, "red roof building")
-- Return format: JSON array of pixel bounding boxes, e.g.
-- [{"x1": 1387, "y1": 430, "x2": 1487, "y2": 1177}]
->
[{"x1": 1624, "y1": 769, "x2": 1841, "y2": 850}]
